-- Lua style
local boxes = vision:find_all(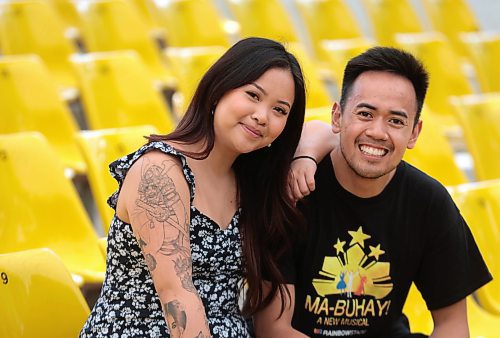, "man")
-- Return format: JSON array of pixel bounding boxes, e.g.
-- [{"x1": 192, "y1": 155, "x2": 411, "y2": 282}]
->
[{"x1": 254, "y1": 47, "x2": 491, "y2": 337}]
